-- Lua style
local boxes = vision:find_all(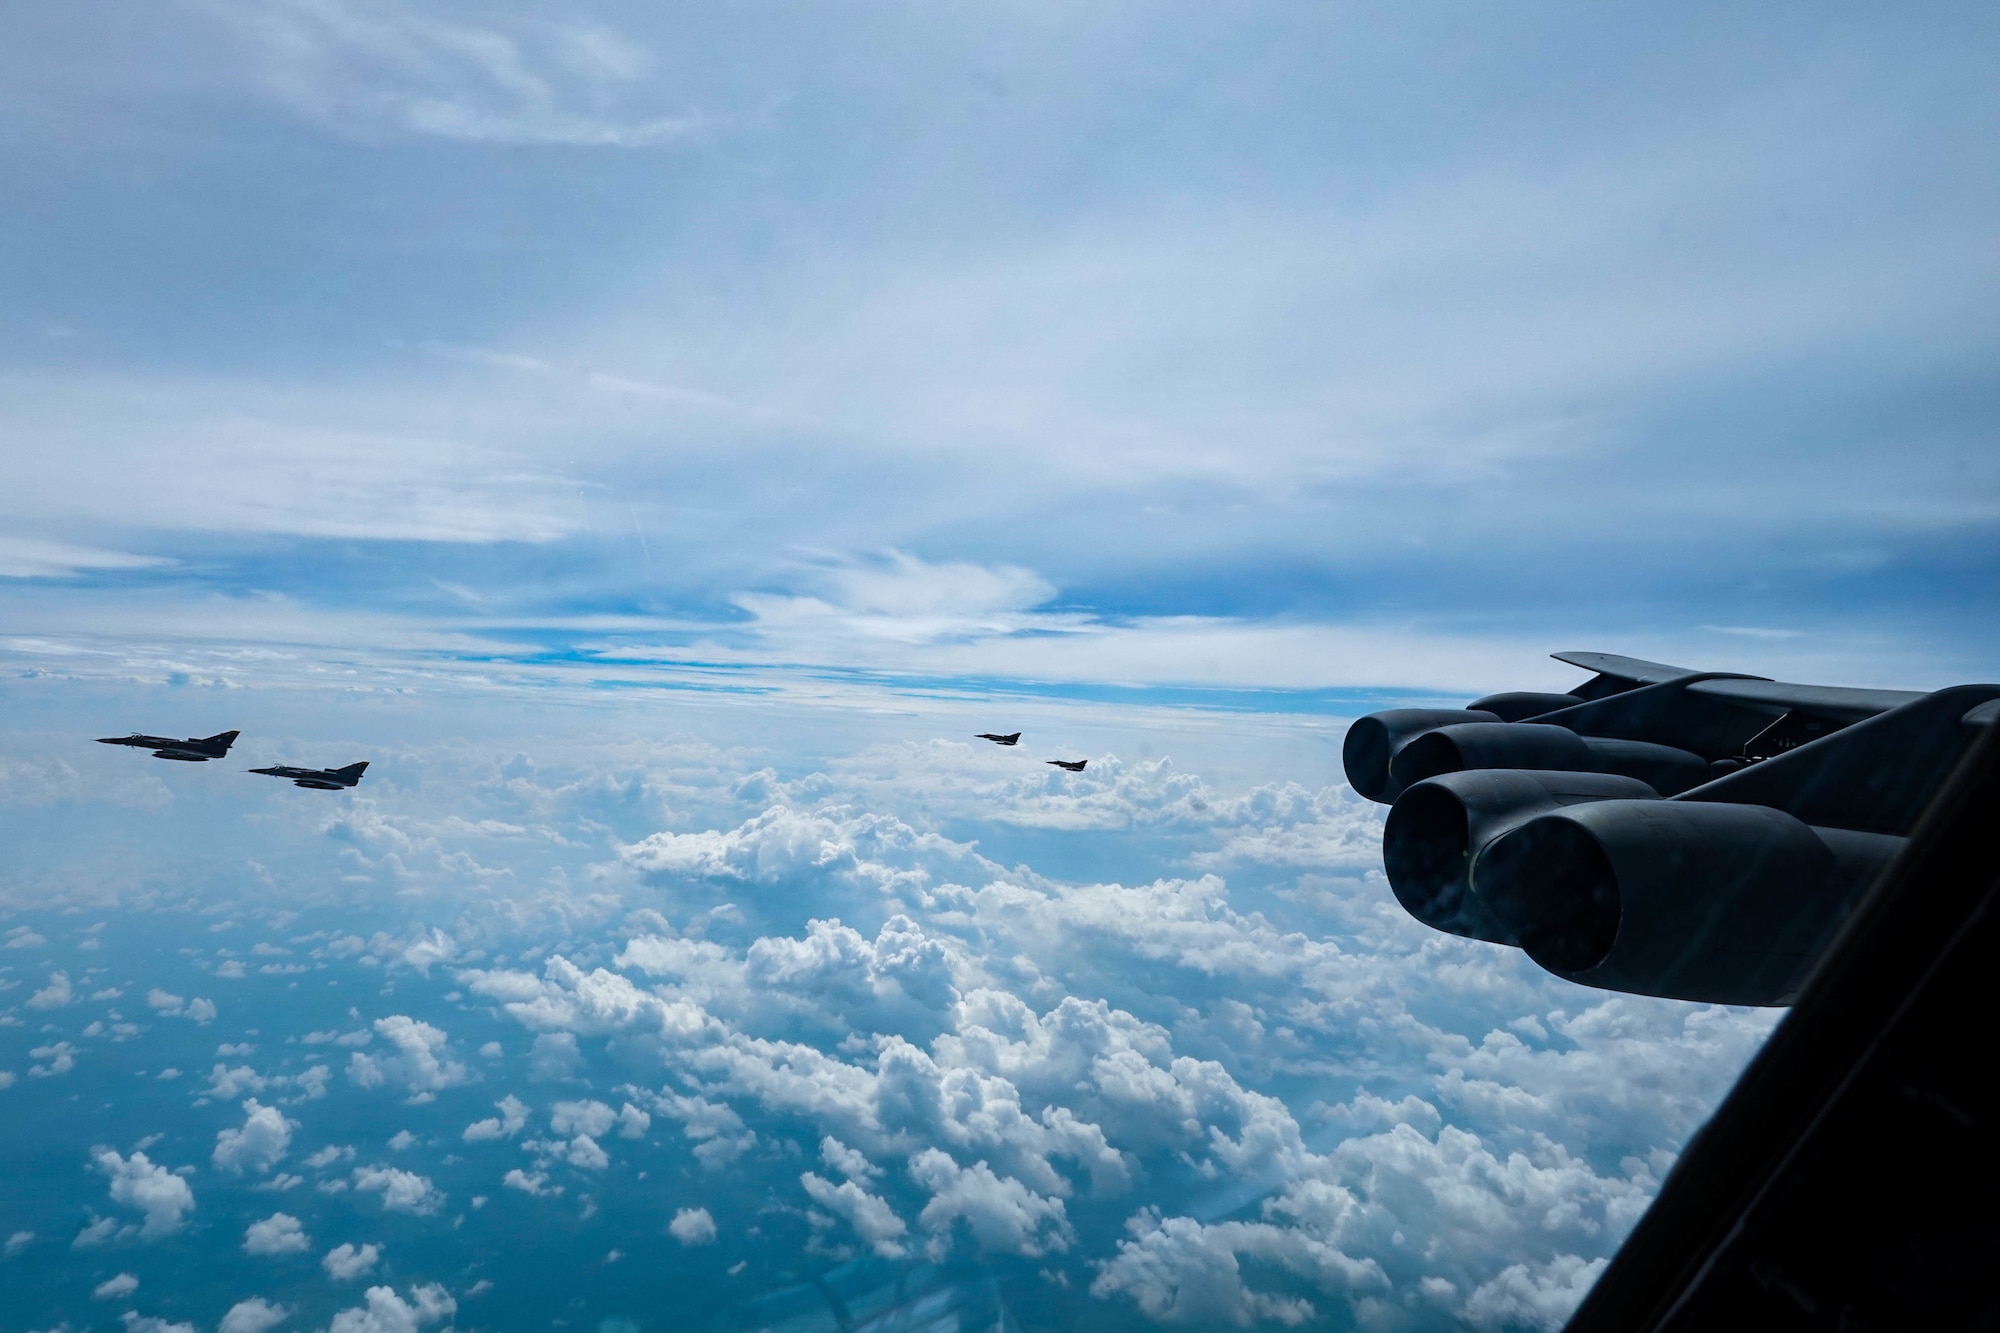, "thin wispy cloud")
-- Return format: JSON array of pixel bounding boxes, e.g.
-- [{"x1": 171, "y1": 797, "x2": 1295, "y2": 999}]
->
[{"x1": 188, "y1": 0, "x2": 701, "y2": 147}]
